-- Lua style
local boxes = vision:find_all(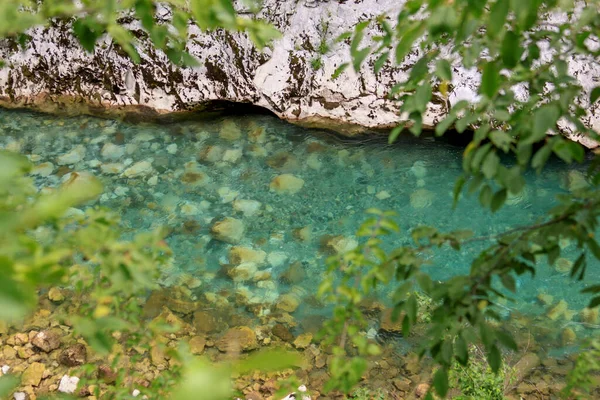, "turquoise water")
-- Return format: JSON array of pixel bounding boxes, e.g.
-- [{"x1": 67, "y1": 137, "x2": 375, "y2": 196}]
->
[{"x1": 0, "y1": 109, "x2": 596, "y2": 348}]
